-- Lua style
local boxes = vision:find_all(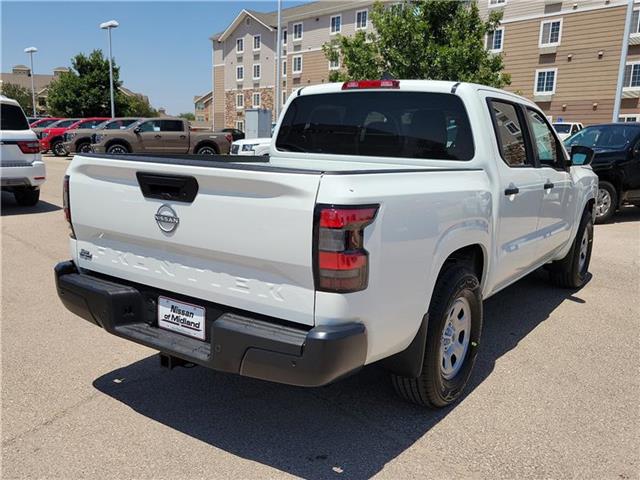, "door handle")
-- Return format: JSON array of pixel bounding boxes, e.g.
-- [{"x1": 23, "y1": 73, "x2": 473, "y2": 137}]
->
[
  {"x1": 154, "y1": 135, "x2": 162, "y2": 139},
  {"x1": 544, "y1": 182, "x2": 554, "y2": 190},
  {"x1": 504, "y1": 187, "x2": 520, "y2": 196},
  {"x1": 179, "y1": 135, "x2": 186, "y2": 139}
]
